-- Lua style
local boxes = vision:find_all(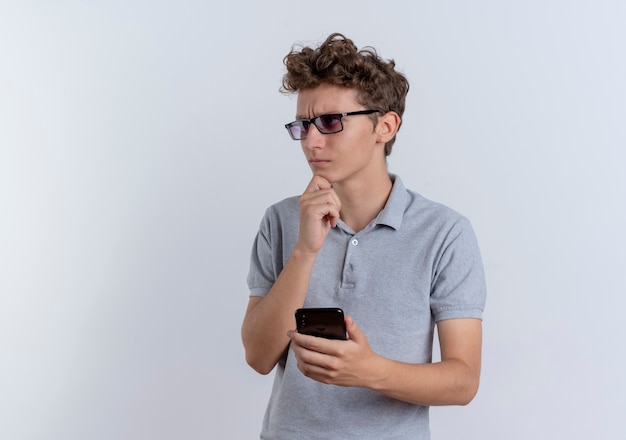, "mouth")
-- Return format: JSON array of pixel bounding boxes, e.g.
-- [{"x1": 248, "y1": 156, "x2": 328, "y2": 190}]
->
[{"x1": 309, "y1": 158, "x2": 330, "y2": 166}]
